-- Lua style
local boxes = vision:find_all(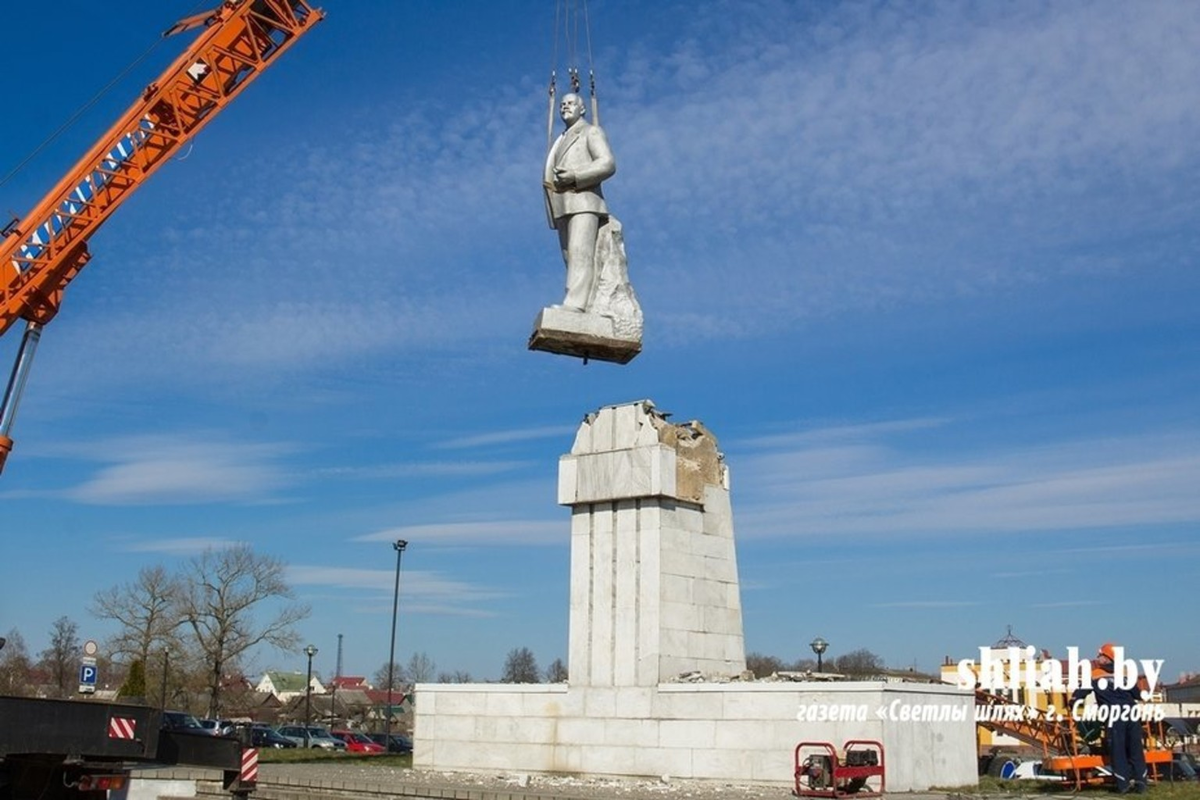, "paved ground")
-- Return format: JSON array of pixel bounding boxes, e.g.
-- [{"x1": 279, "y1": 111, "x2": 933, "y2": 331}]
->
[
  {"x1": 253, "y1": 763, "x2": 1011, "y2": 800},
  {"x1": 153, "y1": 763, "x2": 1011, "y2": 800},
  {"x1": 259, "y1": 763, "x2": 796, "y2": 799}
]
